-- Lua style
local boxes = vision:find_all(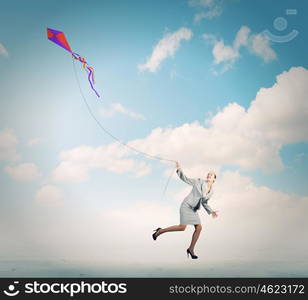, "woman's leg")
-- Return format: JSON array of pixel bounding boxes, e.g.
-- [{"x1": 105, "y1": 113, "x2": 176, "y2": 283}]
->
[
  {"x1": 188, "y1": 224, "x2": 202, "y2": 254},
  {"x1": 154, "y1": 224, "x2": 187, "y2": 238}
]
